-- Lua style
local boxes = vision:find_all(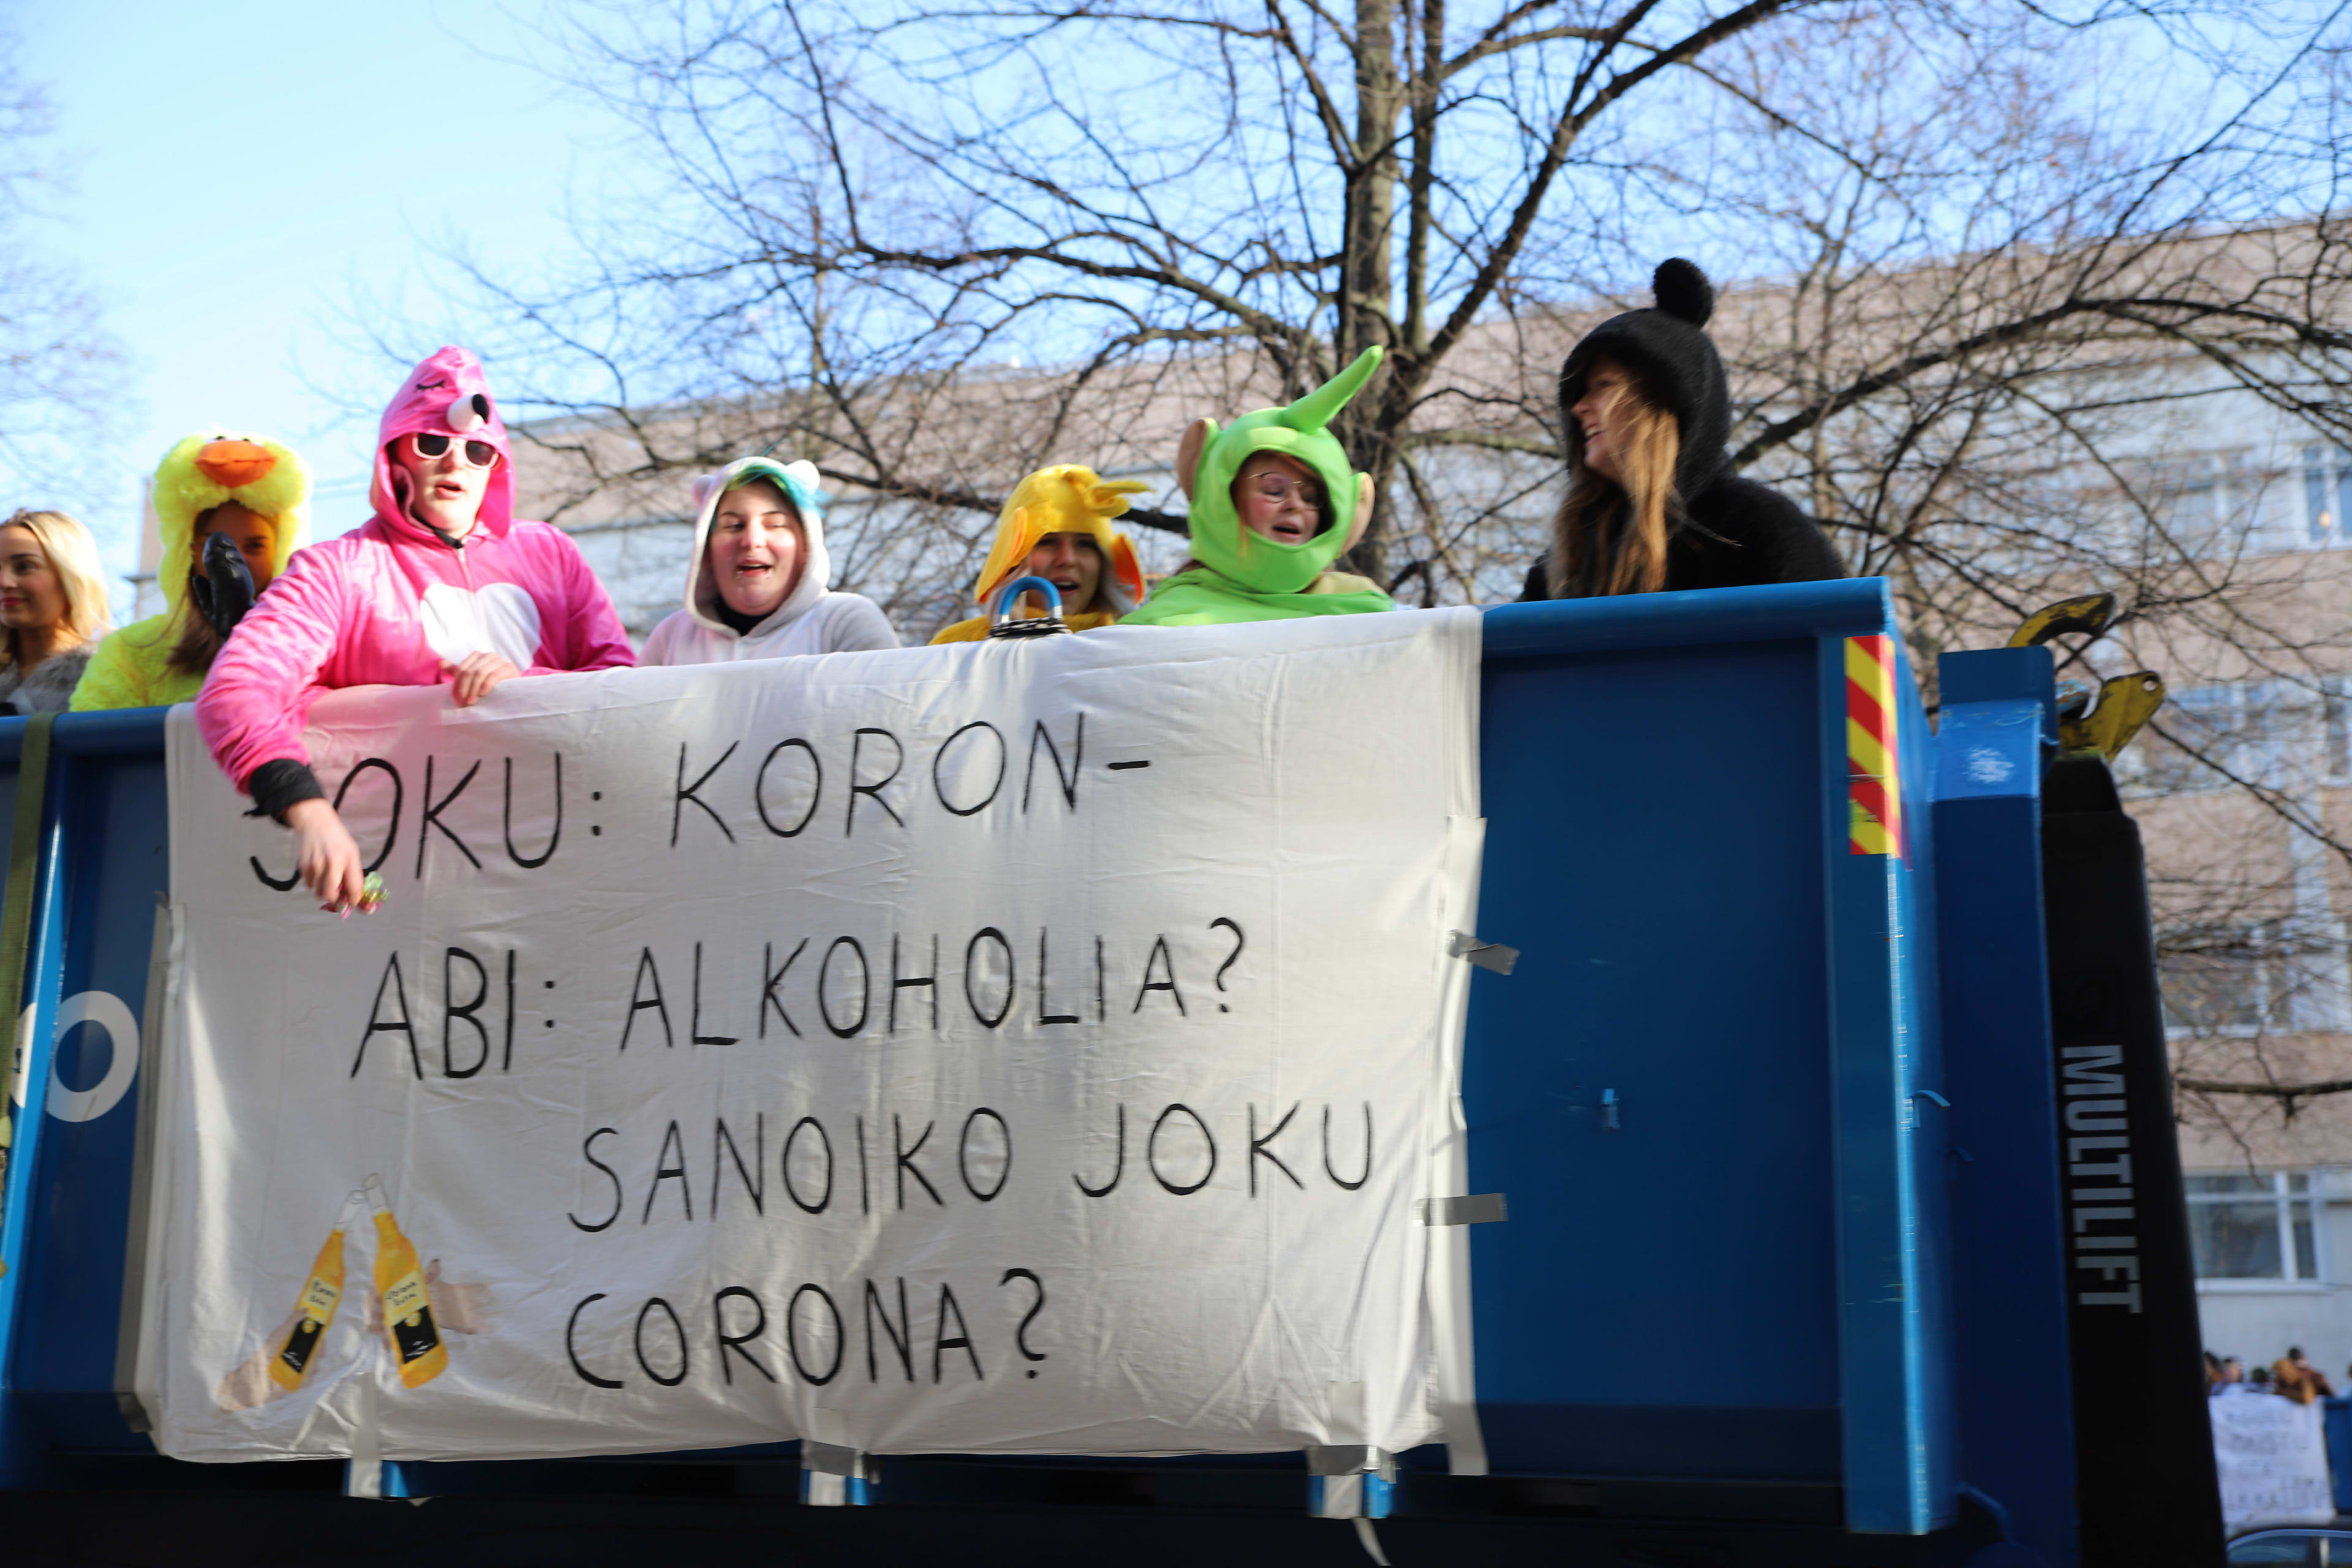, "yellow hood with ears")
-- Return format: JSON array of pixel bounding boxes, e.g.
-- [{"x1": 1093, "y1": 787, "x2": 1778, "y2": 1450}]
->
[
  {"x1": 70, "y1": 432, "x2": 312, "y2": 712},
  {"x1": 969, "y1": 464, "x2": 1148, "y2": 614},
  {"x1": 150, "y1": 432, "x2": 310, "y2": 615}
]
